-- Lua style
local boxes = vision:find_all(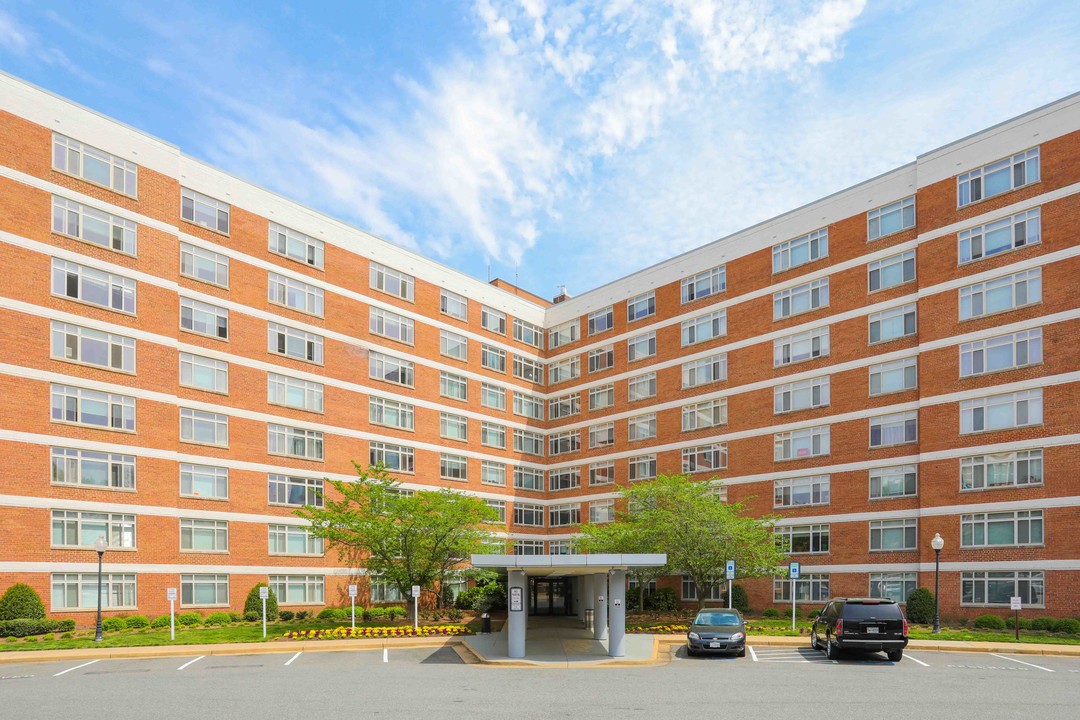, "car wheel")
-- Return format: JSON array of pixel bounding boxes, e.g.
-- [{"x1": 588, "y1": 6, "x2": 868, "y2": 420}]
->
[
  {"x1": 826, "y1": 635, "x2": 839, "y2": 660},
  {"x1": 736, "y1": 647, "x2": 746, "y2": 658},
  {"x1": 686, "y1": 645, "x2": 697, "y2": 657},
  {"x1": 887, "y1": 650, "x2": 903, "y2": 662},
  {"x1": 810, "y1": 630, "x2": 819, "y2": 650}
]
